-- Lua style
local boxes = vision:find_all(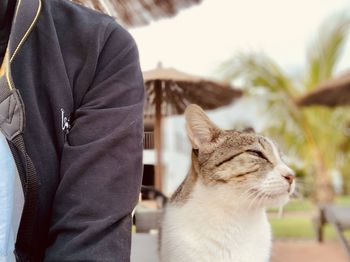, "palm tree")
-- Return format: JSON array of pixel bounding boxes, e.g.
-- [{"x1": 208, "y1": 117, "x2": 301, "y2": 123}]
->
[{"x1": 219, "y1": 13, "x2": 350, "y2": 203}]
